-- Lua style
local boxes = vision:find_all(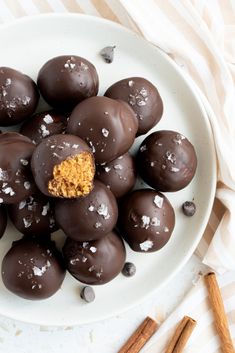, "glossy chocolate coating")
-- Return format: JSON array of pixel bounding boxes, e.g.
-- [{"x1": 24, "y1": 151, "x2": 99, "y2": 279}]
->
[
  {"x1": 1, "y1": 238, "x2": 66, "y2": 300},
  {"x1": 8, "y1": 192, "x2": 58, "y2": 236},
  {"x1": 20, "y1": 110, "x2": 68, "y2": 144},
  {"x1": 54, "y1": 180, "x2": 118, "y2": 241},
  {"x1": 96, "y1": 153, "x2": 136, "y2": 198},
  {"x1": 31, "y1": 134, "x2": 94, "y2": 197},
  {"x1": 67, "y1": 96, "x2": 138, "y2": 164},
  {"x1": 37, "y1": 55, "x2": 99, "y2": 110},
  {"x1": 0, "y1": 132, "x2": 36, "y2": 204},
  {"x1": 105, "y1": 77, "x2": 163, "y2": 135},
  {"x1": 0, "y1": 67, "x2": 39, "y2": 126},
  {"x1": 0, "y1": 205, "x2": 7, "y2": 239},
  {"x1": 63, "y1": 231, "x2": 126, "y2": 285},
  {"x1": 137, "y1": 130, "x2": 197, "y2": 192},
  {"x1": 118, "y1": 189, "x2": 175, "y2": 252}
]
